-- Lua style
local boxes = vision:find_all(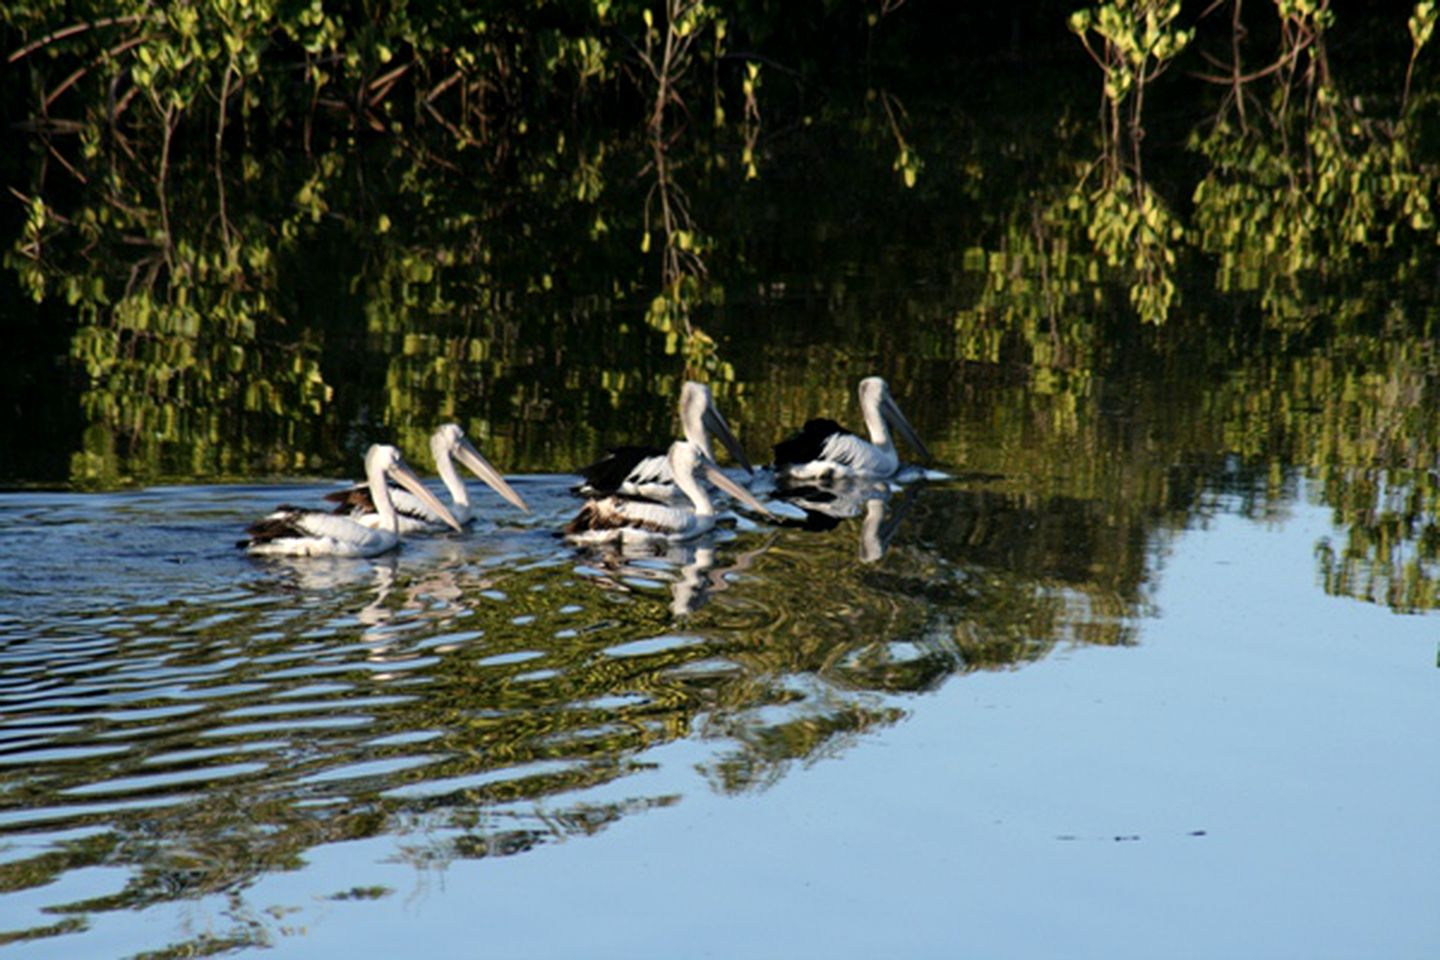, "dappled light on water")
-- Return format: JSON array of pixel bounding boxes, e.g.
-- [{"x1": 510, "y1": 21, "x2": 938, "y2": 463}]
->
[
  {"x1": 2, "y1": 460, "x2": 1436, "y2": 956},
  {"x1": 1, "y1": 472, "x2": 1146, "y2": 952},
  {"x1": 3, "y1": 3, "x2": 1439, "y2": 954}
]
